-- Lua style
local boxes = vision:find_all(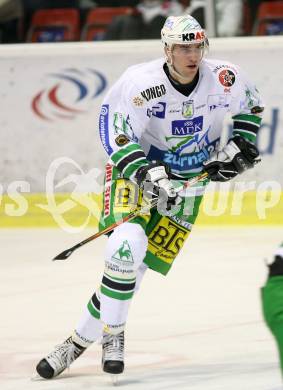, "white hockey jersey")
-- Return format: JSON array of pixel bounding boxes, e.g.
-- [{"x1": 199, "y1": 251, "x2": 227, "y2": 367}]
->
[{"x1": 99, "y1": 57, "x2": 263, "y2": 179}]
